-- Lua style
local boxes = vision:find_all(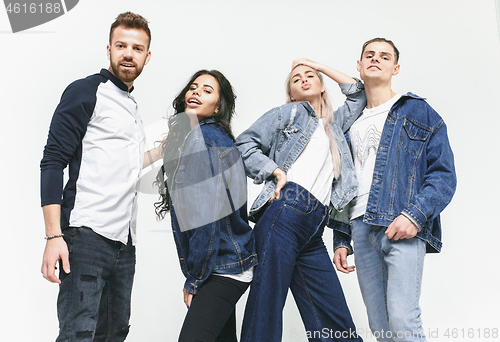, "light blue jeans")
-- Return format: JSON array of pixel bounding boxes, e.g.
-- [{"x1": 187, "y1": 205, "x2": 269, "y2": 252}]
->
[{"x1": 351, "y1": 218, "x2": 426, "y2": 342}]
